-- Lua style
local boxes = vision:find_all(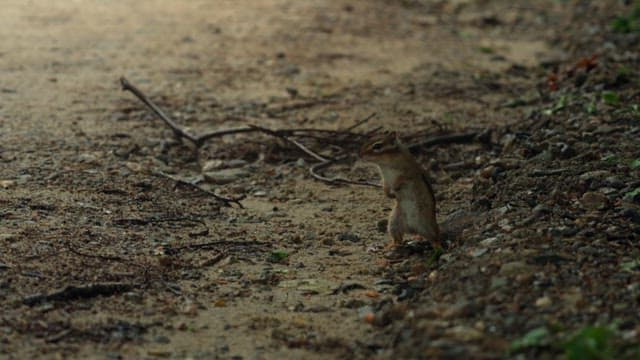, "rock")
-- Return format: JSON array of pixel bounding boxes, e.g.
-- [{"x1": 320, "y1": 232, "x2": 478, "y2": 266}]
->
[
  {"x1": 441, "y1": 300, "x2": 474, "y2": 319},
  {"x1": 253, "y1": 190, "x2": 267, "y2": 197},
  {"x1": 598, "y1": 187, "x2": 618, "y2": 195},
  {"x1": 579, "y1": 170, "x2": 610, "y2": 182},
  {"x1": 532, "y1": 204, "x2": 551, "y2": 217},
  {"x1": 550, "y1": 225, "x2": 579, "y2": 237},
  {"x1": 123, "y1": 292, "x2": 143, "y2": 304},
  {"x1": 534, "y1": 296, "x2": 552, "y2": 308},
  {"x1": 203, "y1": 168, "x2": 249, "y2": 185},
  {"x1": 124, "y1": 161, "x2": 143, "y2": 172},
  {"x1": 440, "y1": 254, "x2": 455, "y2": 262},
  {"x1": 78, "y1": 153, "x2": 99, "y2": 164},
  {"x1": 552, "y1": 142, "x2": 575, "y2": 158},
  {"x1": 0, "y1": 180, "x2": 15, "y2": 189},
  {"x1": 377, "y1": 219, "x2": 388, "y2": 233},
  {"x1": 16, "y1": 175, "x2": 31, "y2": 184},
  {"x1": 604, "y1": 176, "x2": 625, "y2": 189},
  {"x1": 501, "y1": 134, "x2": 517, "y2": 152},
  {"x1": 498, "y1": 219, "x2": 513, "y2": 232},
  {"x1": 580, "y1": 191, "x2": 609, "y2": 210},
  {"x1": 480, "y1": 237, "x2": 498, "y2": 246},
  {"x1": 337, "y1": 232, "x2": 360, "y2": 243},
  {"x1": 619, "y1": 207, "x2": 640, "y2": 223},
  {"x1": 201, "y1": 159, "x2": 224, "y2": 172},
  {"x1": 479, "y1": 165, "x2": 497, "y2": 179},
  {"x1": 0, "y1": 233, "x2": 17, "y2": 242},
  {"x1": 445, "y1": 325, "x2": 484, "y2": 341},
  {"x1": 357, "y1": 305, "x2": 375, "y2": 318},
  {"x1": 278, "y1": 278, "x2": 338, "y2": 294},
  {"x1": 154, "y1": 335, "x2": 171, "y2": 344},
  {"x1": 226, "y1": 159, "x2": 248, "y2": 168},
  {"x1": 499, "y1": 261, "x2": 533, "y2": 276},
  {"x1": 470, "y1": 248, "x2": 488, "y2": 257},
  {"x1": 490, "y1": 277, "x2": 508, "y2": 290}
]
